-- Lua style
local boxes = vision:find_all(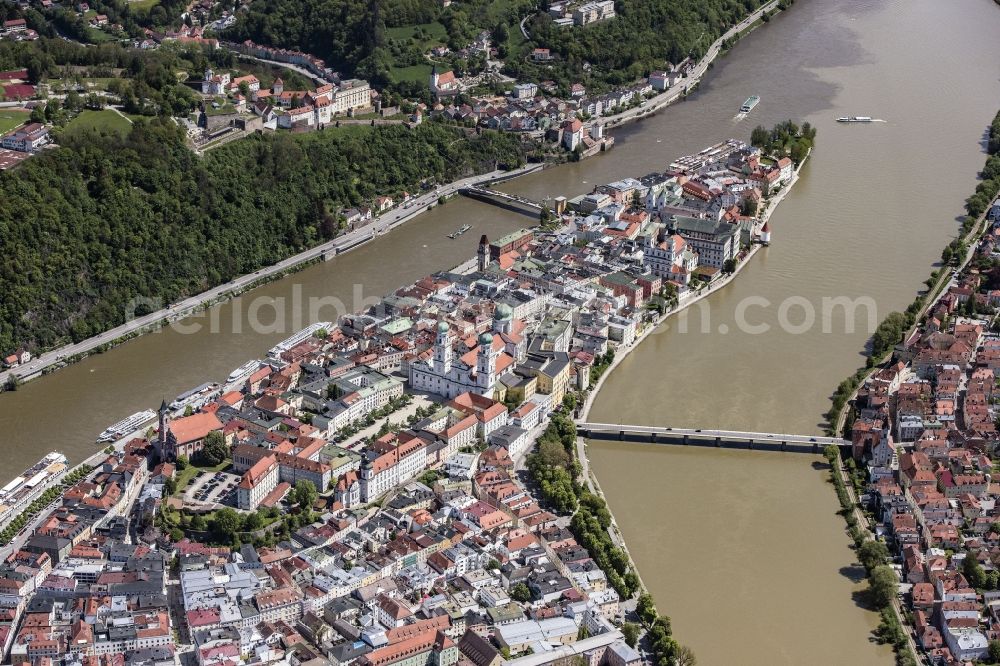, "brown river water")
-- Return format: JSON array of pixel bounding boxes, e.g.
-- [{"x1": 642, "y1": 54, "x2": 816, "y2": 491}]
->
[{"x1": 2, "y1": 0, "x2": 1000, "y2": 662}]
